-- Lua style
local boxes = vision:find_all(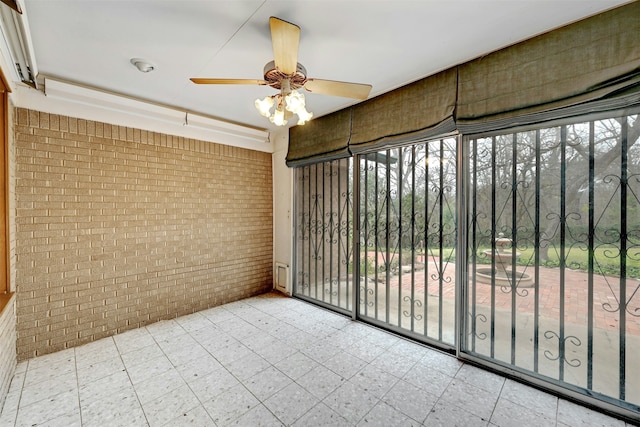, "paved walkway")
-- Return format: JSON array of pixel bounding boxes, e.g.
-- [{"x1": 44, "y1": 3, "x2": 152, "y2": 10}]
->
[{"x1": 372, "y1": 255, "x2": 640, "y2": 336}]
